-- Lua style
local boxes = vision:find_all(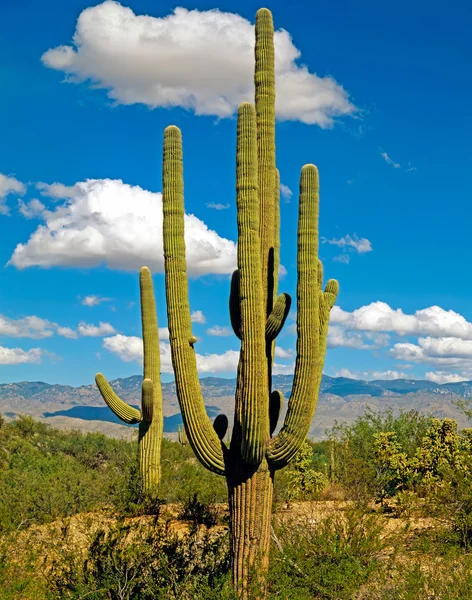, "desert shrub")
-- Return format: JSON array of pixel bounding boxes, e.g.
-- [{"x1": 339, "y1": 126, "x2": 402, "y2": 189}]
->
[
  {"x1": 0, "y1": 420, "x2": 135, "y2": 532},
  {"x1": 274, "y1": 439, "x2": 330, "y2": 504},
  {"x1": 285, "y1": 440, "x2": 328, "y2": 501},
  {"x1": 269, "y1": 507, "x2": 390, "y2": 599},
  {"x1": 329, "y1": 410, "x2": 434, "y2": 501},
  {"x1": 47, "y1": 519, "x2": 233, "y2": 600},
  {"x1": 179, "y1": 493, "x2": 218, "y2": 528}
]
